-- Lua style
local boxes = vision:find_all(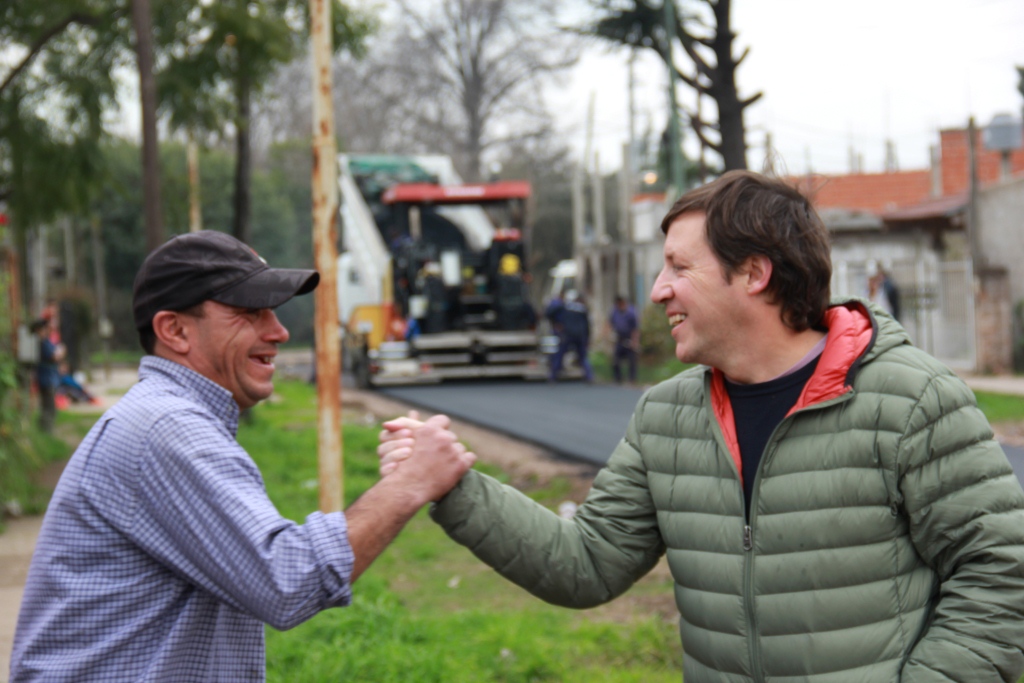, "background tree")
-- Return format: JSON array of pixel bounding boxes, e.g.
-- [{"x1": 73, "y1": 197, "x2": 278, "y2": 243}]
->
[
  {"x1": 252, "y1": 0, "x2": 581, "y2": 295},
  {"x1": 130, "y1": 0, "x2": 163, "y2": 251},
  {"x1": 88, "y1": 138, "x2": 315, "y2": 347},
  {"x1": 495, "y1": 132, "x2": 575, "y2": 293},
  {"x1": 163, "y1": 0, "x2": 373, "y2": 244},
  {"x1": 0, "y1": 0, "x2": 129, "y2": 308},
  {"x1": 381, "y1": 0, "x2": 578, "y2": 181},
  {"x1": 587, "y1": 0, "x2": 761, "y2": 171},
  {"x1": 1017, "y1": 65, "x2": 1023, "y2": 114}
]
